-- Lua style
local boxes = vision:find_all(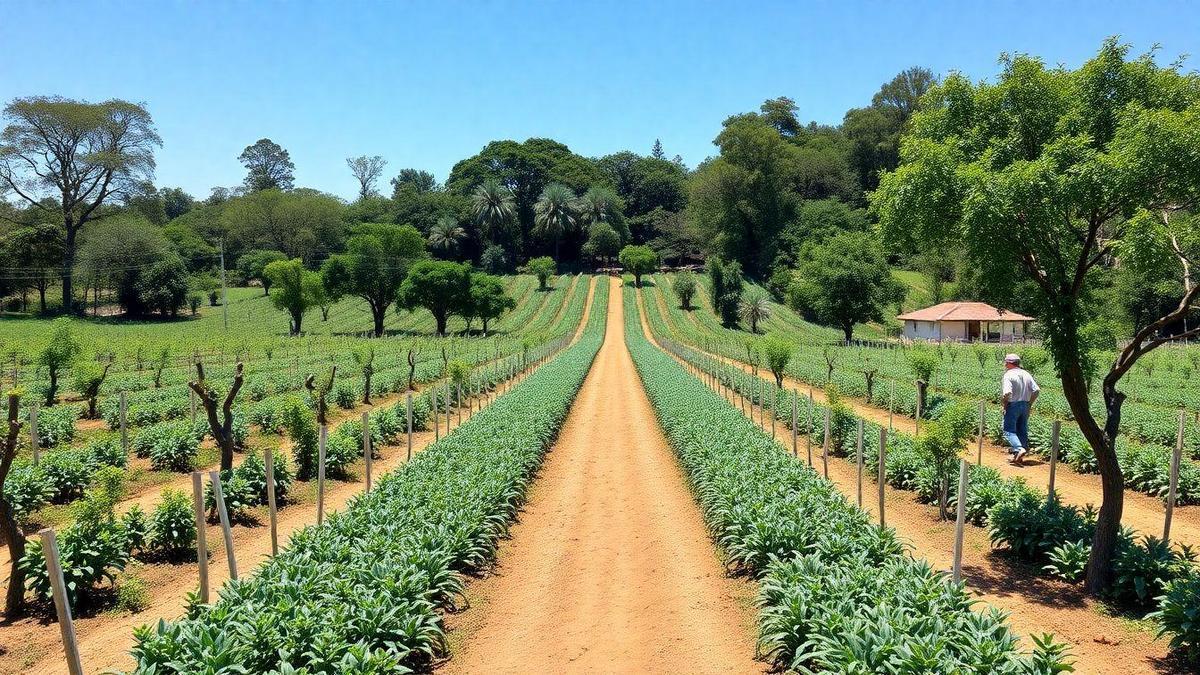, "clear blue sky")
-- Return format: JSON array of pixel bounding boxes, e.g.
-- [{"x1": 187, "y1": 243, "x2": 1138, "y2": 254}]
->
[{"x1": 3, "y1": 1, "x2": 1198, "y2": 201}]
